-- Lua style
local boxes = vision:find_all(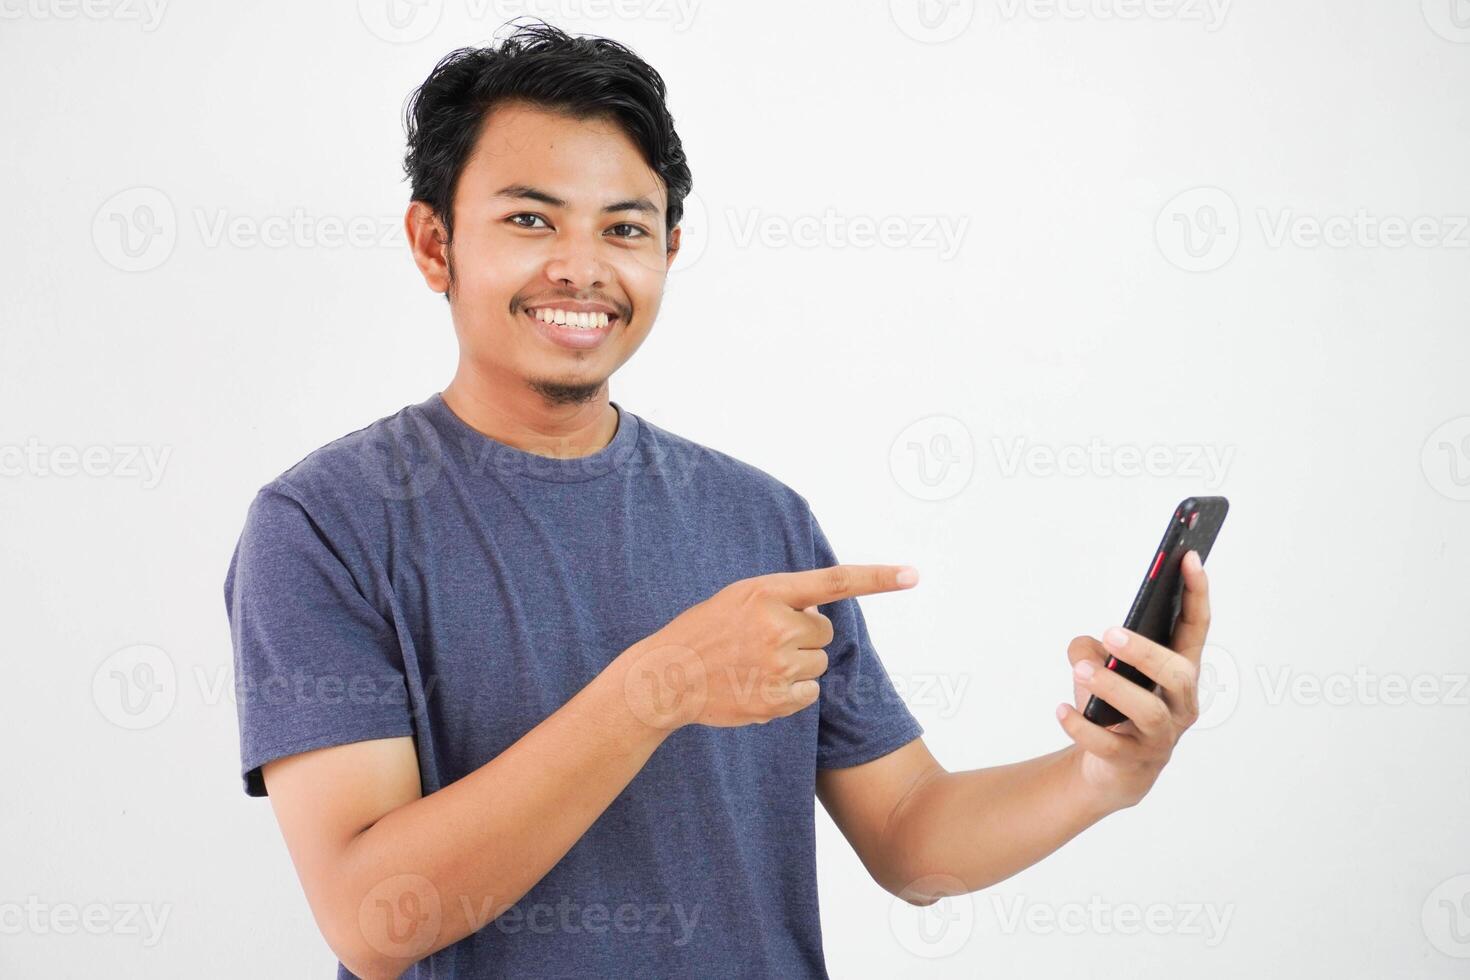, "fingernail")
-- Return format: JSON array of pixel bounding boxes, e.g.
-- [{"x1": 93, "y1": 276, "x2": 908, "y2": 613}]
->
[
  {"x1": 1074, "y1": 660, "x2": 1095, "y2": 679},
  {"x1": 896, "y1": 567, "x2": 919, "y2": 587},
  {"x1": 1056, "y1": 703, "x2": 1069, "y2": 721},
  {"x1": 1103, "y1": 627, "x2": 1128, "y2": 649}
]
